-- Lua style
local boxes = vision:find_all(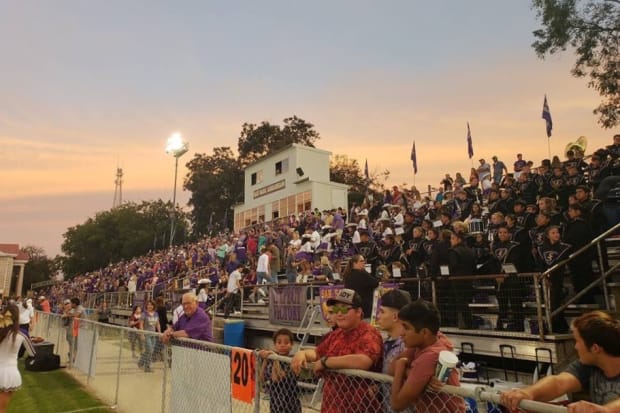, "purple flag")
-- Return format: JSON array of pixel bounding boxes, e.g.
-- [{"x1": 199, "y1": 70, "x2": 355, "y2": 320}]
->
[
  {"x1": 542, "y1": 95, "x2": 553, "y2": 138},
  {"x1": 410, "y1": 141, "x2": 418, "y2": 174},
  {"x1": 467, "y1": 122, "x2": 474, "y2": 159}
]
